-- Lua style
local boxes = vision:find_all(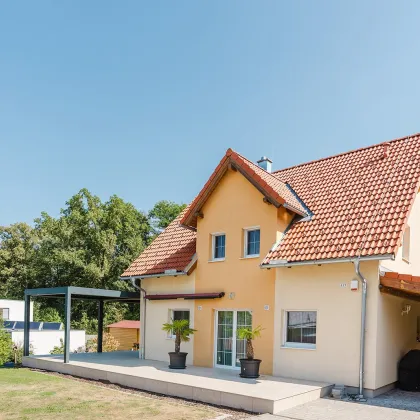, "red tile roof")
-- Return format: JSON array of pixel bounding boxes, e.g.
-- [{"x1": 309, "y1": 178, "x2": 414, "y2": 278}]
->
[
  {"x1": 107, "y1": 320, "x2": 140, "y2": 329},
  {"x1": 180, "y1": 148, "x2": 308, "y2": 228},
  {"x1": 264, "y1": 134, "x2": 420, "y2": 264},
  {"x1": 122, "y1": 133, "x2": 420, "y2": 277},
  {"x1": 121, "y1": 207, "x2": 196, "y2": 277}
]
